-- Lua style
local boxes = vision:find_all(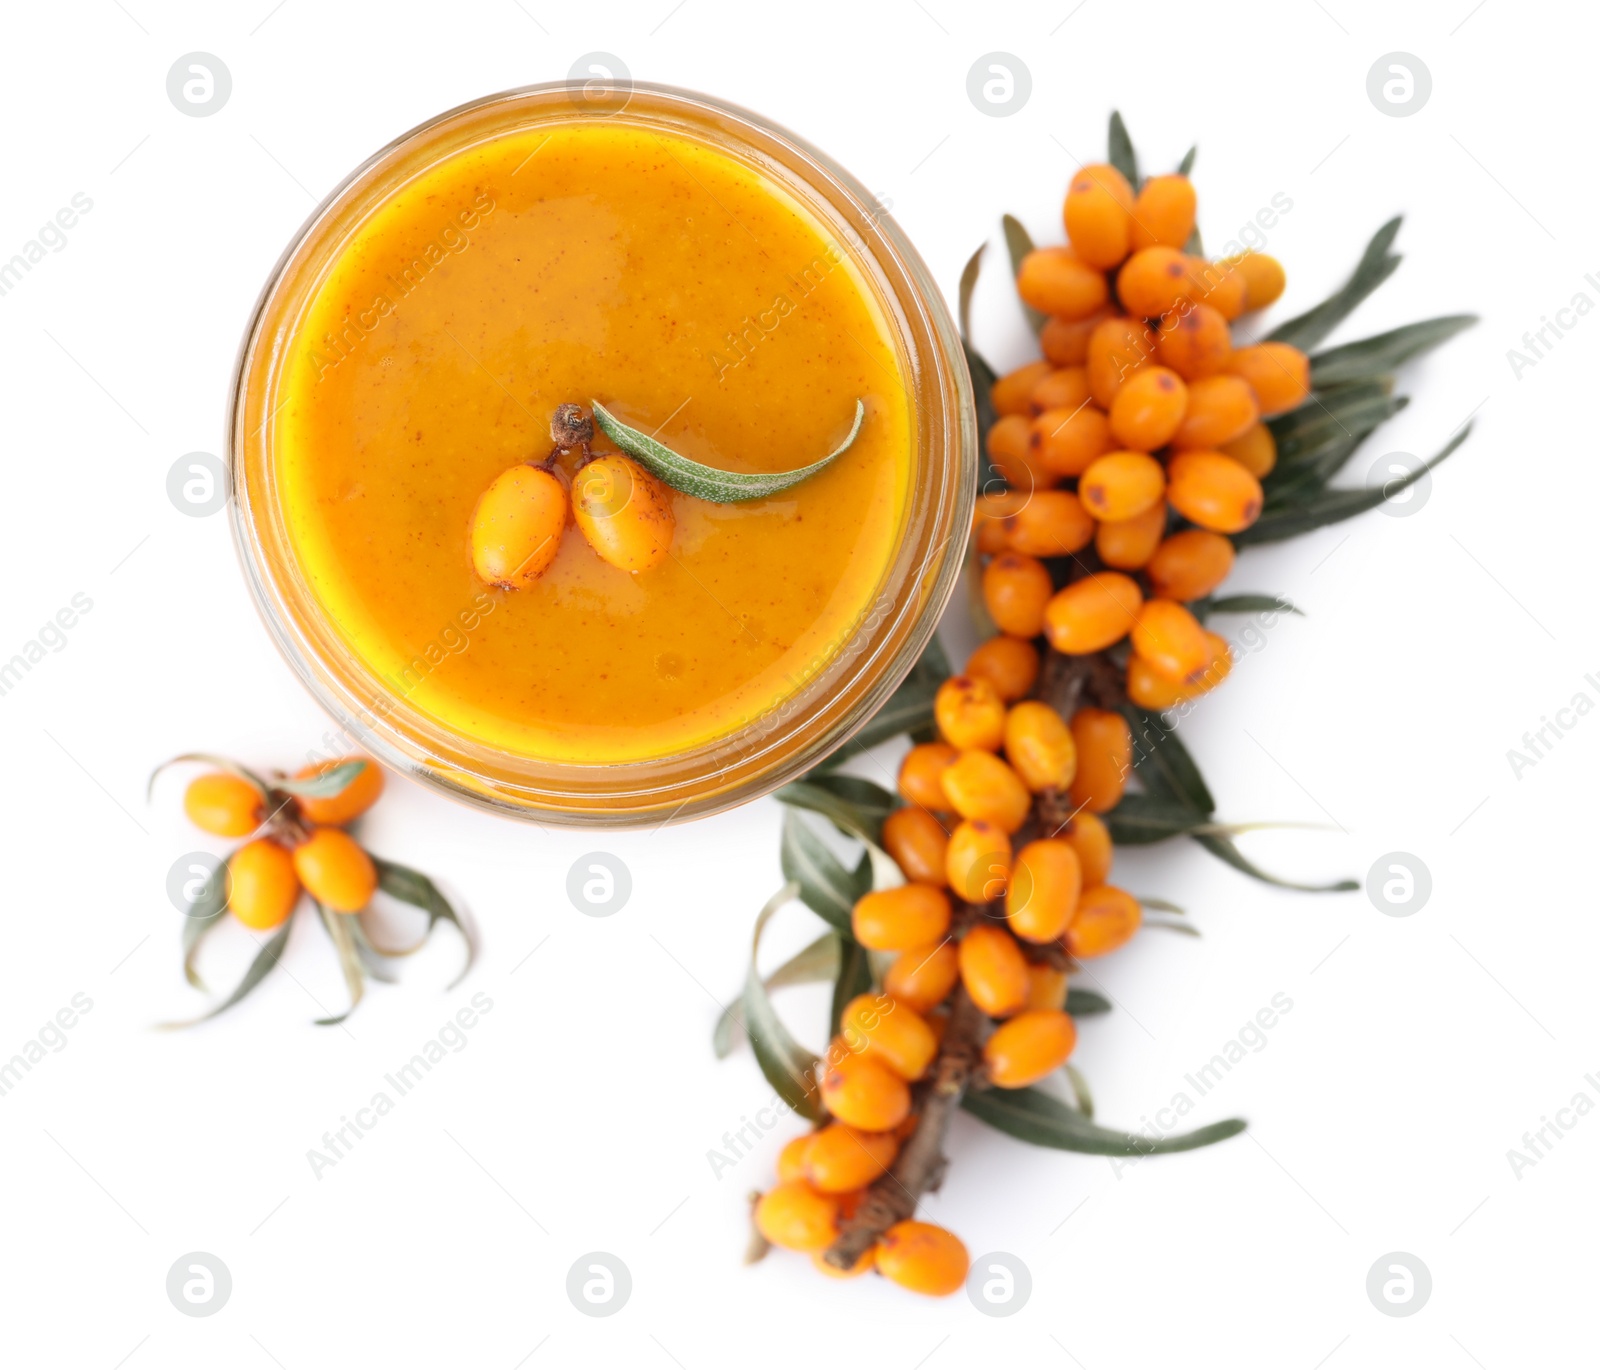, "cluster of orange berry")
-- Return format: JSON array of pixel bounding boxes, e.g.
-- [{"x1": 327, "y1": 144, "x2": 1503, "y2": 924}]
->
[
  {"x1": 180, "y1": 758, "x2": 384, "y2": 927},
  {"x1": 470, "y1": 404, "x2": 673, "y2": 587},
  {"x1": 979, "y1": 162, "x2": 1300, "y2": 708},
  {"x1": 754, "y1": 669, "x2": 1138, "y2": 1291}
]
